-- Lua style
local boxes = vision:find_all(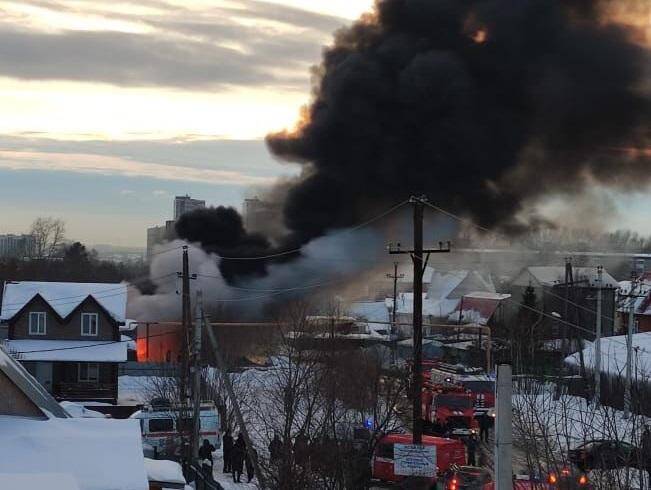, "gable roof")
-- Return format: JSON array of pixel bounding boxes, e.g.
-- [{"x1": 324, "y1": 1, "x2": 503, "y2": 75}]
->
[
  {"x1": 512, "y1": 267, "x2": 619, "y2": 288},
  {"x1": 1, "y1": 281, "x2": 127, "y2": 322},
  {"x1": 0, "y1": 344, "x2": 69, "y2": 418}
]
